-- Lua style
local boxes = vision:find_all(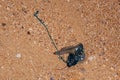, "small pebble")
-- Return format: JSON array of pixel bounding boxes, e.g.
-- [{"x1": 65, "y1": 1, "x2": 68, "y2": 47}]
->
[
  {"x1": 50, "y1": 77, "x2": 54, "y2": 80},
  {"x1": 1, "y1": 66, "x2": 4, "y2": 69},
  {"x1": 85, "y1": 61, "x2": 88, "y2": 64},
  {"x1": 88, "y1": 55, "x2": 96, "y2": 61},
  {"x1": 28, "y1": 28, "x2": 33, "y2": 31},
  {"x1": 1, "y1": 23, "x2": 6, "y2": 26},
  {"x1": 102, "y1": 64, "x2": 106, "y2": 67},
  {"x1": 67, "y1": 0, "x2": 70, "y2": 2},
  {"x1": 110, "y1": 66, "x2": 114, "y2": 70},
  {"x1": 33, "y1": 41, "x2": 37, "y2": 44},
  {"x1": 27, "y1": 31, "x2": 31, "y2": 35},
  {"x1": 16, "y1": 53, "x2": 22, "y2": 58},
  {"x1": 7, "y1": 6, "x2": 10, "y2": 10}
]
